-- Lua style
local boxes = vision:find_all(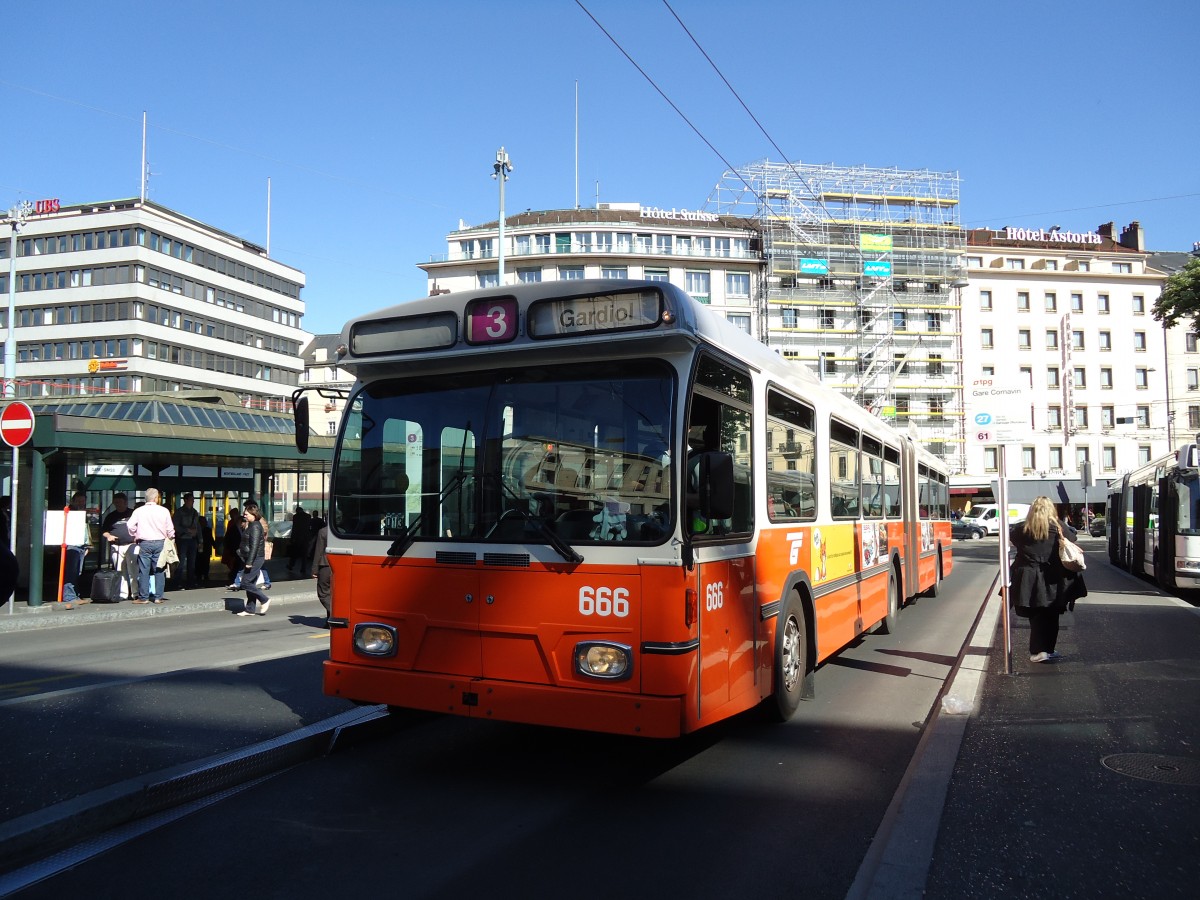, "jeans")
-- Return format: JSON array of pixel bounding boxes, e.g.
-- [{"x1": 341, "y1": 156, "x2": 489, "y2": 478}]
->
[
  {"x1": 61, "y1": 546, "x2": 87, "y2": 602},
  {"x1": 136, "y1": 540, "x2": 166, "y2": 600},
  {"x1": 175, "y1": 537, "x2": 198, "y2": 587}
]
